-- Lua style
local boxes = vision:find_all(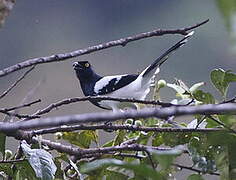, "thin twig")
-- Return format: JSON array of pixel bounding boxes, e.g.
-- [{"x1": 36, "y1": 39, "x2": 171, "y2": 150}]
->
[
  {"x1": 195, "y1": 115, "x2": 206, "y2": 129},
  {"x1": 0, "y1": 110, "x2": 40, "y2": 119},
  {"x1": 207, "y1": 115, "x2": 236, "y2": 134},
  {"x1": 0, "y1": 66, "x2": 35, "y2": 99},
  {"x1": 1, "y1": 103, "x2": 235, "y2": 132},
  {"x1": 172, "y1": 163, "x2": 220, "y2": 176},
  {"x1": 31, "y1": 124, "x2": 223, "y2": 136},
  {"x1": 145, "y1": 150, "x2": 156, "y2": 170},
  {"x1": 30, "y1": 96, "x2": 180, "y2": 119},
  {"x1": 0, "y1": 20, "x2": 209, "y2": 78},
  {"x1": 1, "y1": 99, "x2": 41, "y2": 112},
  {"x1": 221, "y1": 96, "x2": 236, "y2": 104},
  {"x1": 0, "y1": 159, "x2": 26, "y2": 164}
]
